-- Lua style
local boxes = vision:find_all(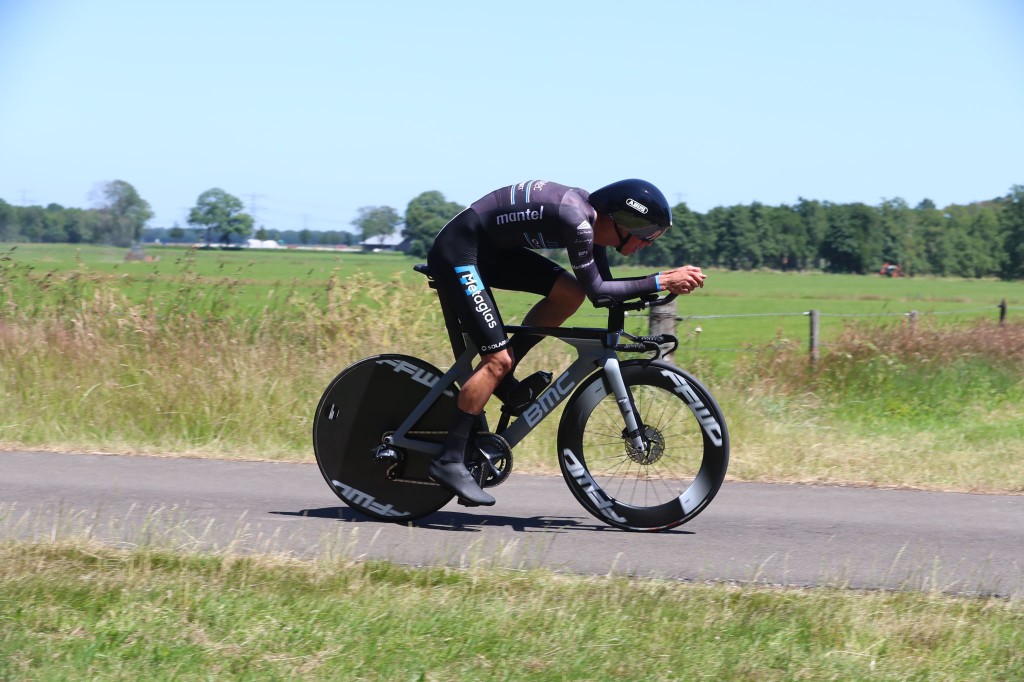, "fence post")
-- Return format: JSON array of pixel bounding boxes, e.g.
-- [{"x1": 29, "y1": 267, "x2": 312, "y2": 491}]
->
[
  {"x1": 999, "y1": 298, "x2": 1007, "y2": 325},
  {"x1": 808, "y1": 309, "x2": 819, "y2": 364},
  {"x1": 649, "y1": 297, "x2": 677, "y2": 364}
]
